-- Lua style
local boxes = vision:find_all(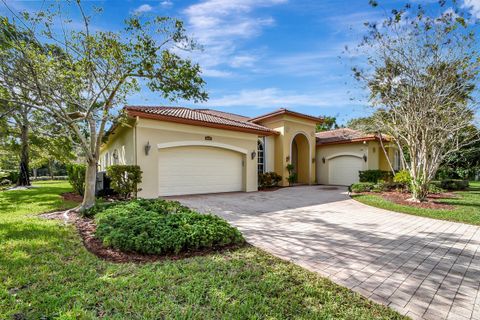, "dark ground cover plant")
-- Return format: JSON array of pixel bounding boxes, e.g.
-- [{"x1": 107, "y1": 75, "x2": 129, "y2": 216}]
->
[
  {"x1": 94, "y1": 199, "x2": 244, "y2": 255},
  {"x1": 350, "y1": 182, "x2": 375, "y2": 193},
  {"x1": 359, "y1": 170, "x2": 393, "y2": 183},
  {"x1": 258, "y1": 171, "x2": 282, "y2": 188}
]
